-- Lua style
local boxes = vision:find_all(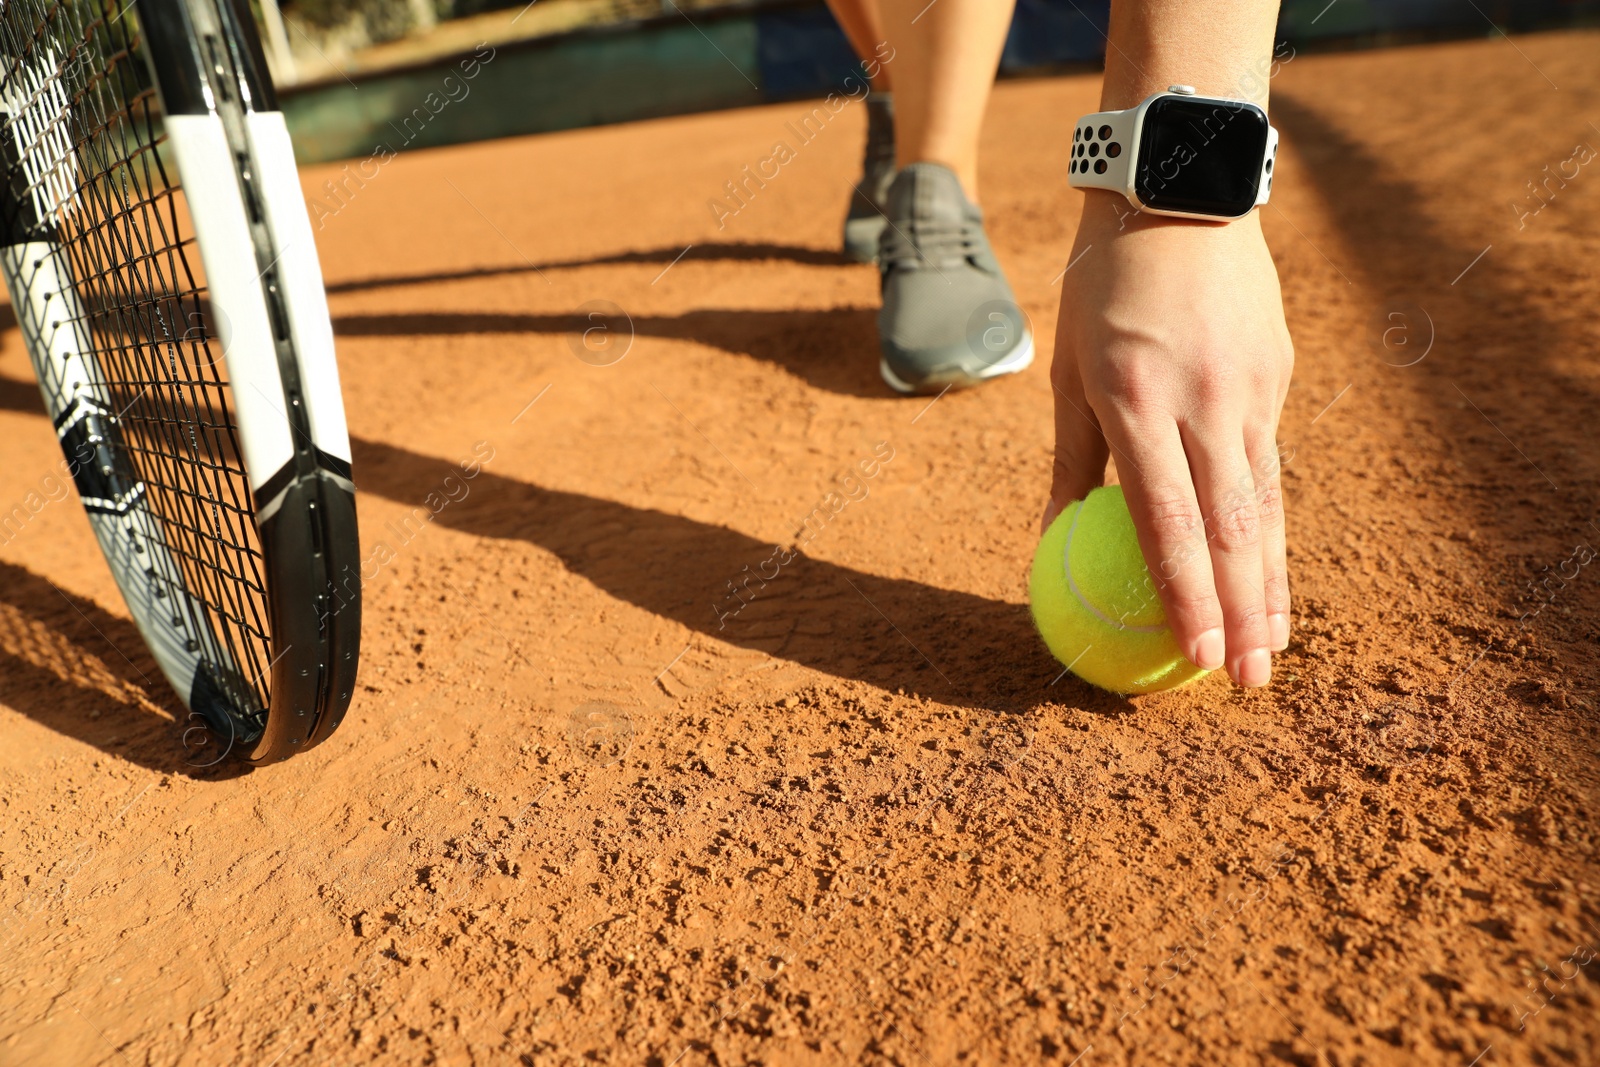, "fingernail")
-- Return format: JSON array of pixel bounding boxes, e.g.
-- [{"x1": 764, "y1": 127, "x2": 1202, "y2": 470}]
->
[
  {"x1": 1236, "y1": 649, "x2": 1272, "y2": 688},
  {"x1": 1194, "y1": 629, "x2": 1226, "y2": 671},
  {"x1": 1268, "y1": 613, "x2": 1290, "y2": 651}
]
